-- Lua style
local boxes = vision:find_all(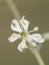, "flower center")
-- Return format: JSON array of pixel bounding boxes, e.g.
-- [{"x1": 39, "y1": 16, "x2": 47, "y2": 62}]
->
[{"x1": 20, "y1": 31, "x2": 28, "y2": 38}]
